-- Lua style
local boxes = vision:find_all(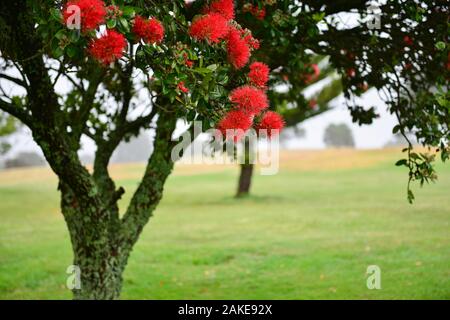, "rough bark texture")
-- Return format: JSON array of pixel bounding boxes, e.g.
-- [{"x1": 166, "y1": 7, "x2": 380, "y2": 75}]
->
[
  {"x1": 58, "y1": 113, "x2": 176, "y2": 299},
  {"x1": 237, "y1": 163, "x2": 254, "y2": 197},
  {"x1": 236, "y1": 139, "x2": 255, "y2": 197}
]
